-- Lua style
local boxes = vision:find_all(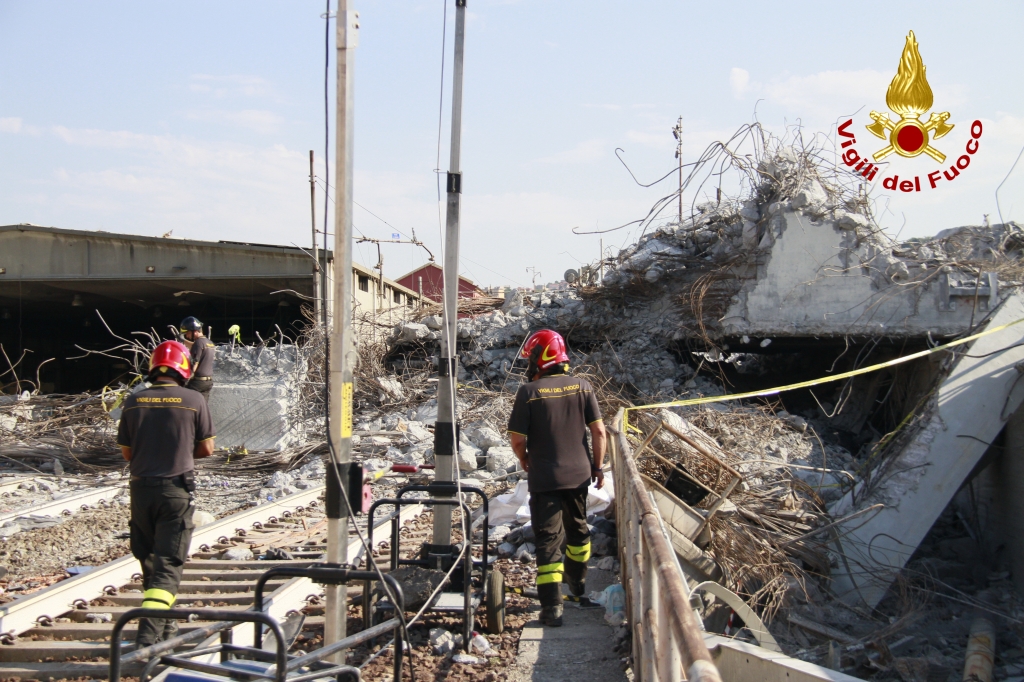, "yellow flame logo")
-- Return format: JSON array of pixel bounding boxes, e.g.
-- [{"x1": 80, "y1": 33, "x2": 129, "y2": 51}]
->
[{"x1": 866, "y1": 31, "x2": 953, "y2": 162}]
